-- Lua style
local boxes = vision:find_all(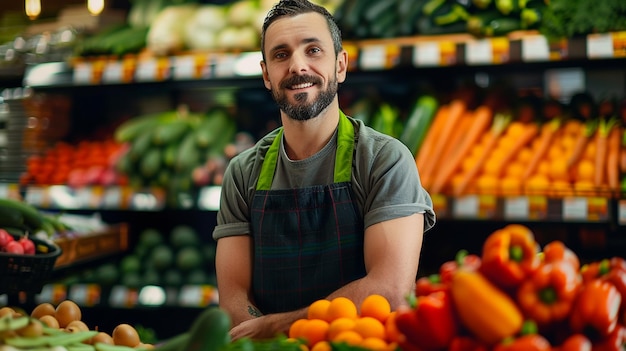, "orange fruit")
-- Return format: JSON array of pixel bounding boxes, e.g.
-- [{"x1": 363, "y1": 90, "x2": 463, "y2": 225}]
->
[
  {"x1": 333, "y1": 330, "x2": 363, "y2": 346},
  {"x1": 326, "y1": 297, "x2": 358, "y2": 322},
  {"x1": 353, "y1": 317, "x2": 386, "y2": 340},
  {"x1": 360, "y1": 294, "x2": 391, "y2": 323},
  {"x1": 576, "y1": 159, "x2": 594, "y2": 182},
  {"x1": 328, "y1": 317, "x2": 356, "y2": 340},
  {"x1": 307, "y1": 299, "x2": 331, "y2": 321},
  {"x1": 360, "y1": 337, "x2": 389, "y2": 351},
  {"x1": 299, "y1": 319, "x2": 329, "y2": 348},
  {"x1": 289, "y1": 318, "x2": 309, "y2": 339},
  {"x1": 311, "y1": 341, "x2": 331, "y2": 351}
]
